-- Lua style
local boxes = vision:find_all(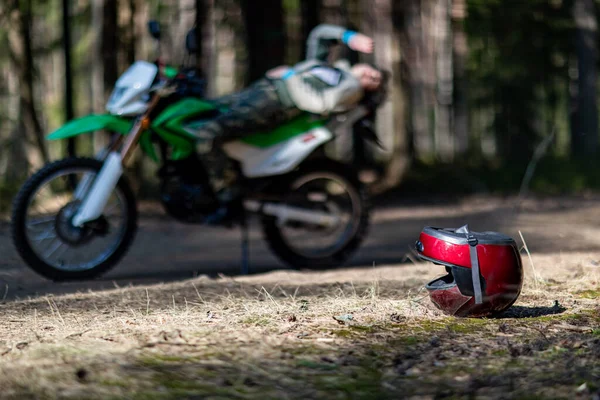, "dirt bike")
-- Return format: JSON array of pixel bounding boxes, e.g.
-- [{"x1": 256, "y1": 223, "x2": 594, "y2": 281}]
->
[{"x1": 10, "y1": 22, "x2": 388, "y2": 281}]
